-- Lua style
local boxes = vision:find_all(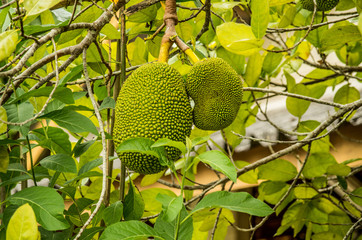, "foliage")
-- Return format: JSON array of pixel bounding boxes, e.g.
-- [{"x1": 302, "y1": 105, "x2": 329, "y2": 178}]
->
[{"x1": 0, "y1": 0, "x2": 361, "y2": 239}]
